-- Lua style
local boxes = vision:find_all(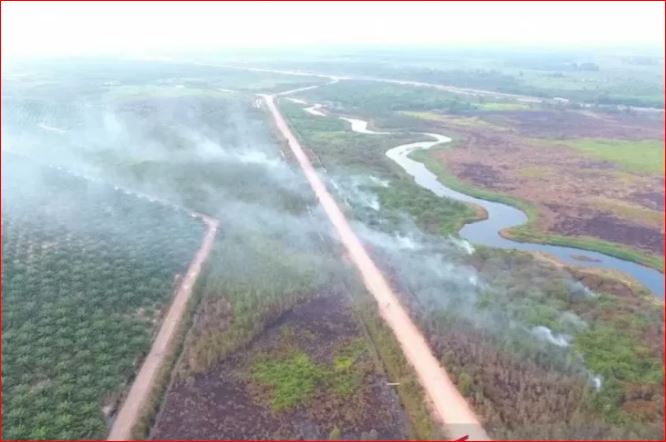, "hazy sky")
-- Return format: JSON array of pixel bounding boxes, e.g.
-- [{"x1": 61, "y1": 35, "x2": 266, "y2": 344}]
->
[{"x1": 2, "y1": 1, "x2": 664, "y2": 58}]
